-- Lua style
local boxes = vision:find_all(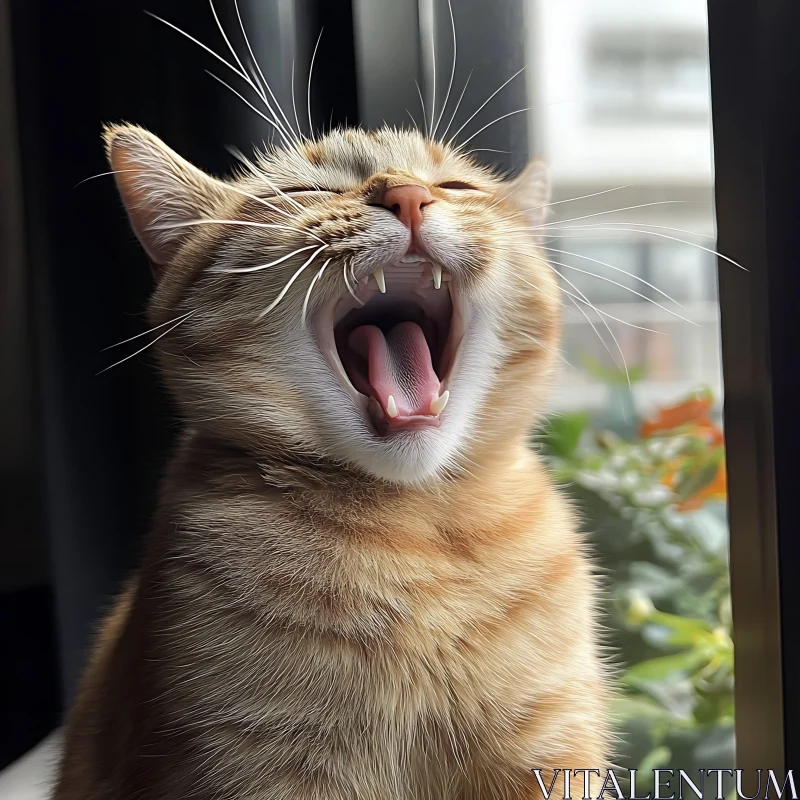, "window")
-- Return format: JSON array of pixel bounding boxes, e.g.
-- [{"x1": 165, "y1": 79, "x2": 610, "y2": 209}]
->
[
  {"x1": 523, "y1": 0, "x2": 736, "y2": 786},
  {"x1": 587, "y1": 30, "x2": 711, "y2": 123}
]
